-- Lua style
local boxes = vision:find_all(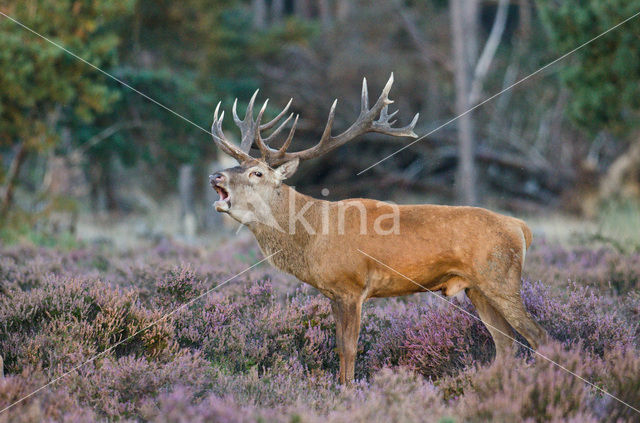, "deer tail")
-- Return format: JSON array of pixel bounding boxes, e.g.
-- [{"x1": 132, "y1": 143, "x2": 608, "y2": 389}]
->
[
  {"x1": 521, "y1": 222, "x2": 533, "y2": 250},
  {"x1": 517, "y1": 220, "x2": 533, "y2": 269}
]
